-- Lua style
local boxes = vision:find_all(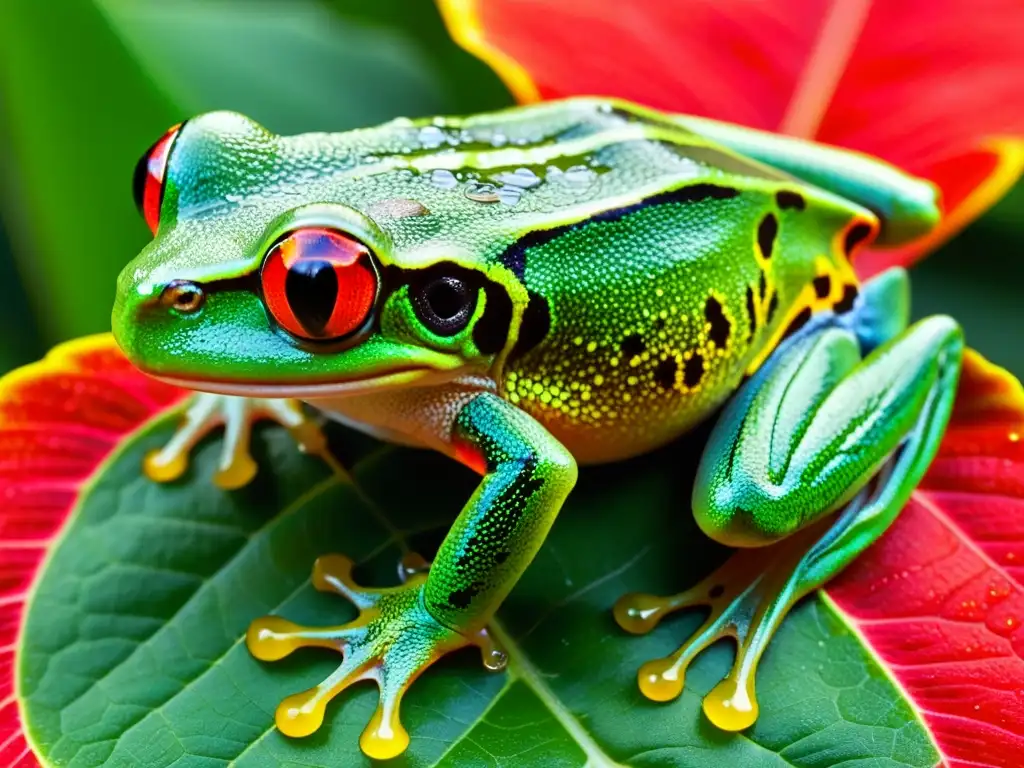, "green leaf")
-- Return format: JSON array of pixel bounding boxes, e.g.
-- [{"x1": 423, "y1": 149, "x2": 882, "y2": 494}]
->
[
  {"x1": 0, "y1": 0, "x2": 509, "y2": 343},
  {"x1": 20, "y1": 416, "x2": 939, "y2": 767}
]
